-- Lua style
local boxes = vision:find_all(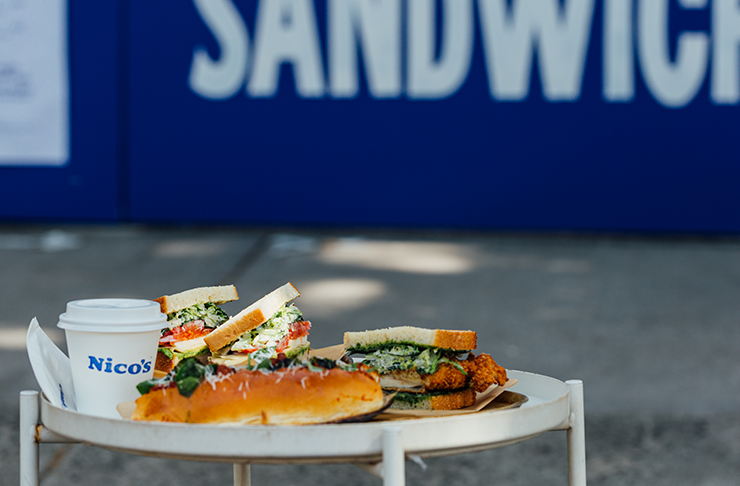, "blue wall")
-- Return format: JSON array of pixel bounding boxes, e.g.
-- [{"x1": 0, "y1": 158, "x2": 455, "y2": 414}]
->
[
  {"x1": 1, "y1": 1, "x2": 120, "y2": 221},
  {"x1": 2, "y1": 0, "x2": 739, "y2": 232}
]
